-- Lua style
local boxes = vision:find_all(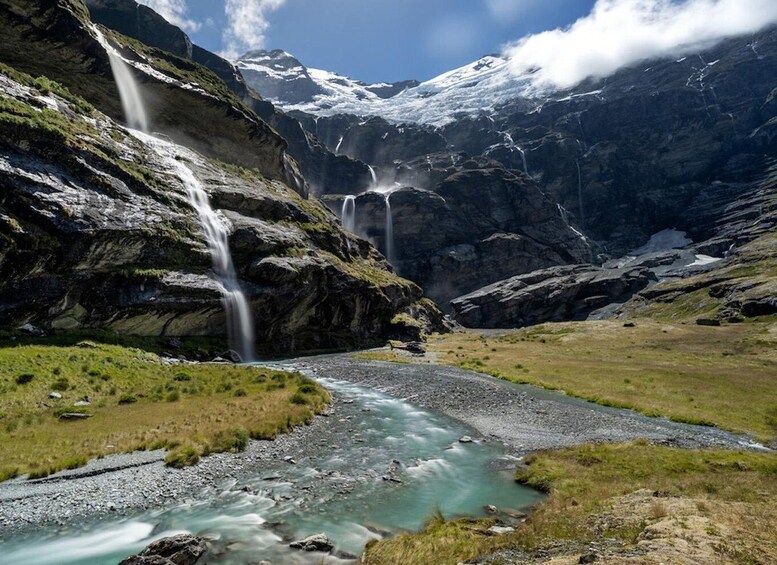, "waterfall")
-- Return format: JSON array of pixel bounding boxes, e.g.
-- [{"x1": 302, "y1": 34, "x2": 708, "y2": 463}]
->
[
  {"x1": 169, "y1": 154, "x2": 255, "y2": 361},
  {"x1": 518, "y1": 147, "x2": 528, "y2": 175},
  {"x1": 335, "y1": 136, "x2": 344, "y2": 154},
  {"x1": 384, "y1": 193, "x2": 395, "y2": 264},
  {"x1": 97, "y1": 27, "x2": 255, "y2": 360},
  {"x1": 93, "y1": 28, "x2": 149, "y2": 133},
  {"x1": 368, "y1": 165, "x2": 378, "y2": 187},
  {"x1": 576, "y1": 160, "x2": 585, "y2": 224},
  {"x1": 341, "y1": 195, "x2": 356, "y2": 232}
]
